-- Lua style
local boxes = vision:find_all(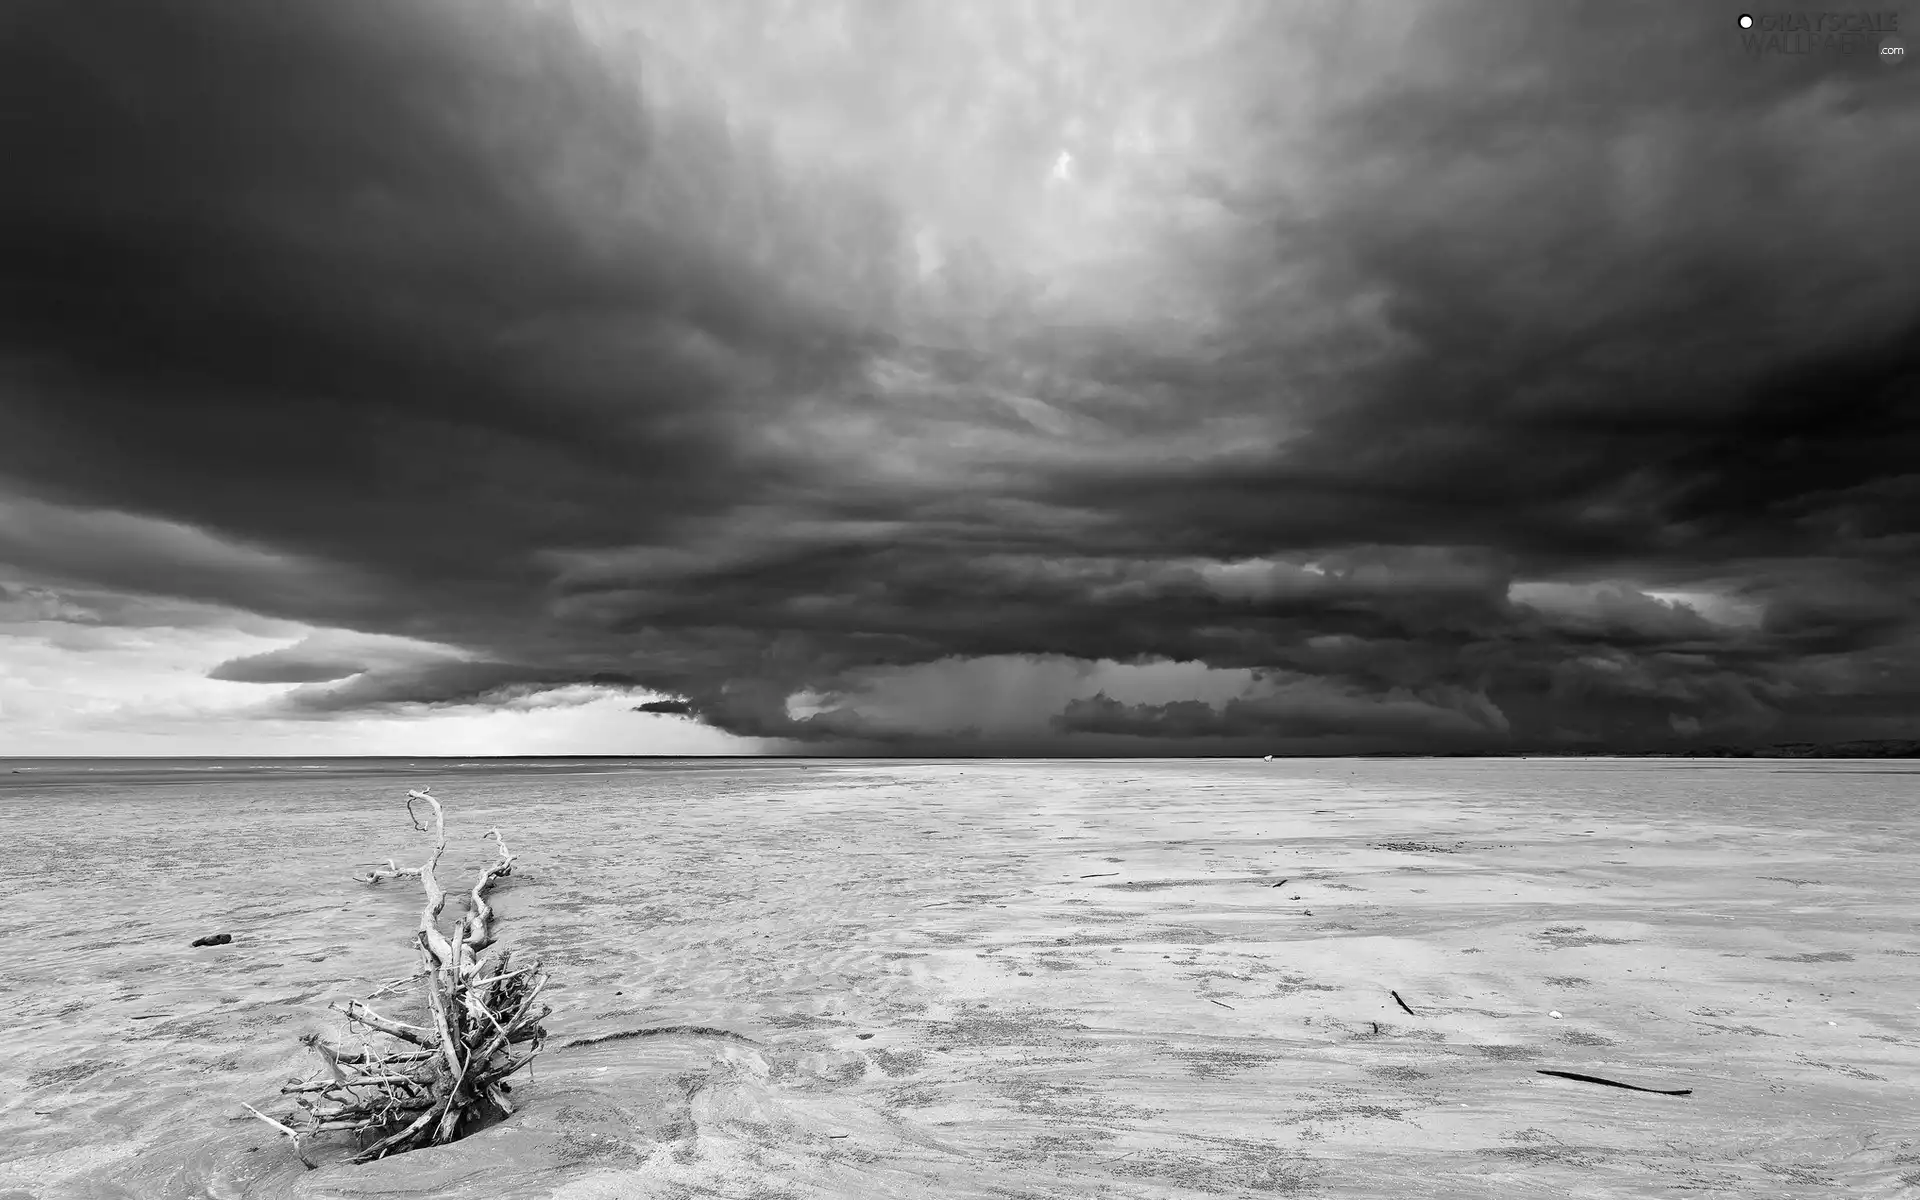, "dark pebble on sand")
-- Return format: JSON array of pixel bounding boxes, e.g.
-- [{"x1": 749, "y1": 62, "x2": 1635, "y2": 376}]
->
[{"x1": 190, "y1": 933, "x2": 233, "y2": 948}]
